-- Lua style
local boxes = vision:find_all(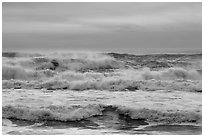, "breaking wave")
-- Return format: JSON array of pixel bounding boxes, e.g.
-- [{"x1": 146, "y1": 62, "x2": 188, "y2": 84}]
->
[
  {"x1": 2, "y1": 104, "x2": 201, "y2": 124},
  {"x1": 3, "y1": 52, "x2": 122, "y2": 71},
  {"x1": 2, "y1": 64, "x2": 201, "y2": 81},
  {"x1": 2, "y1": 65, "x2": 36, "y2": 80},
  {"x1": 2, "y1": 68, "x2": 201, "y2": 92},
  {"x1": 2, "y1": 52, "x2": 202, "y2": 92}
]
